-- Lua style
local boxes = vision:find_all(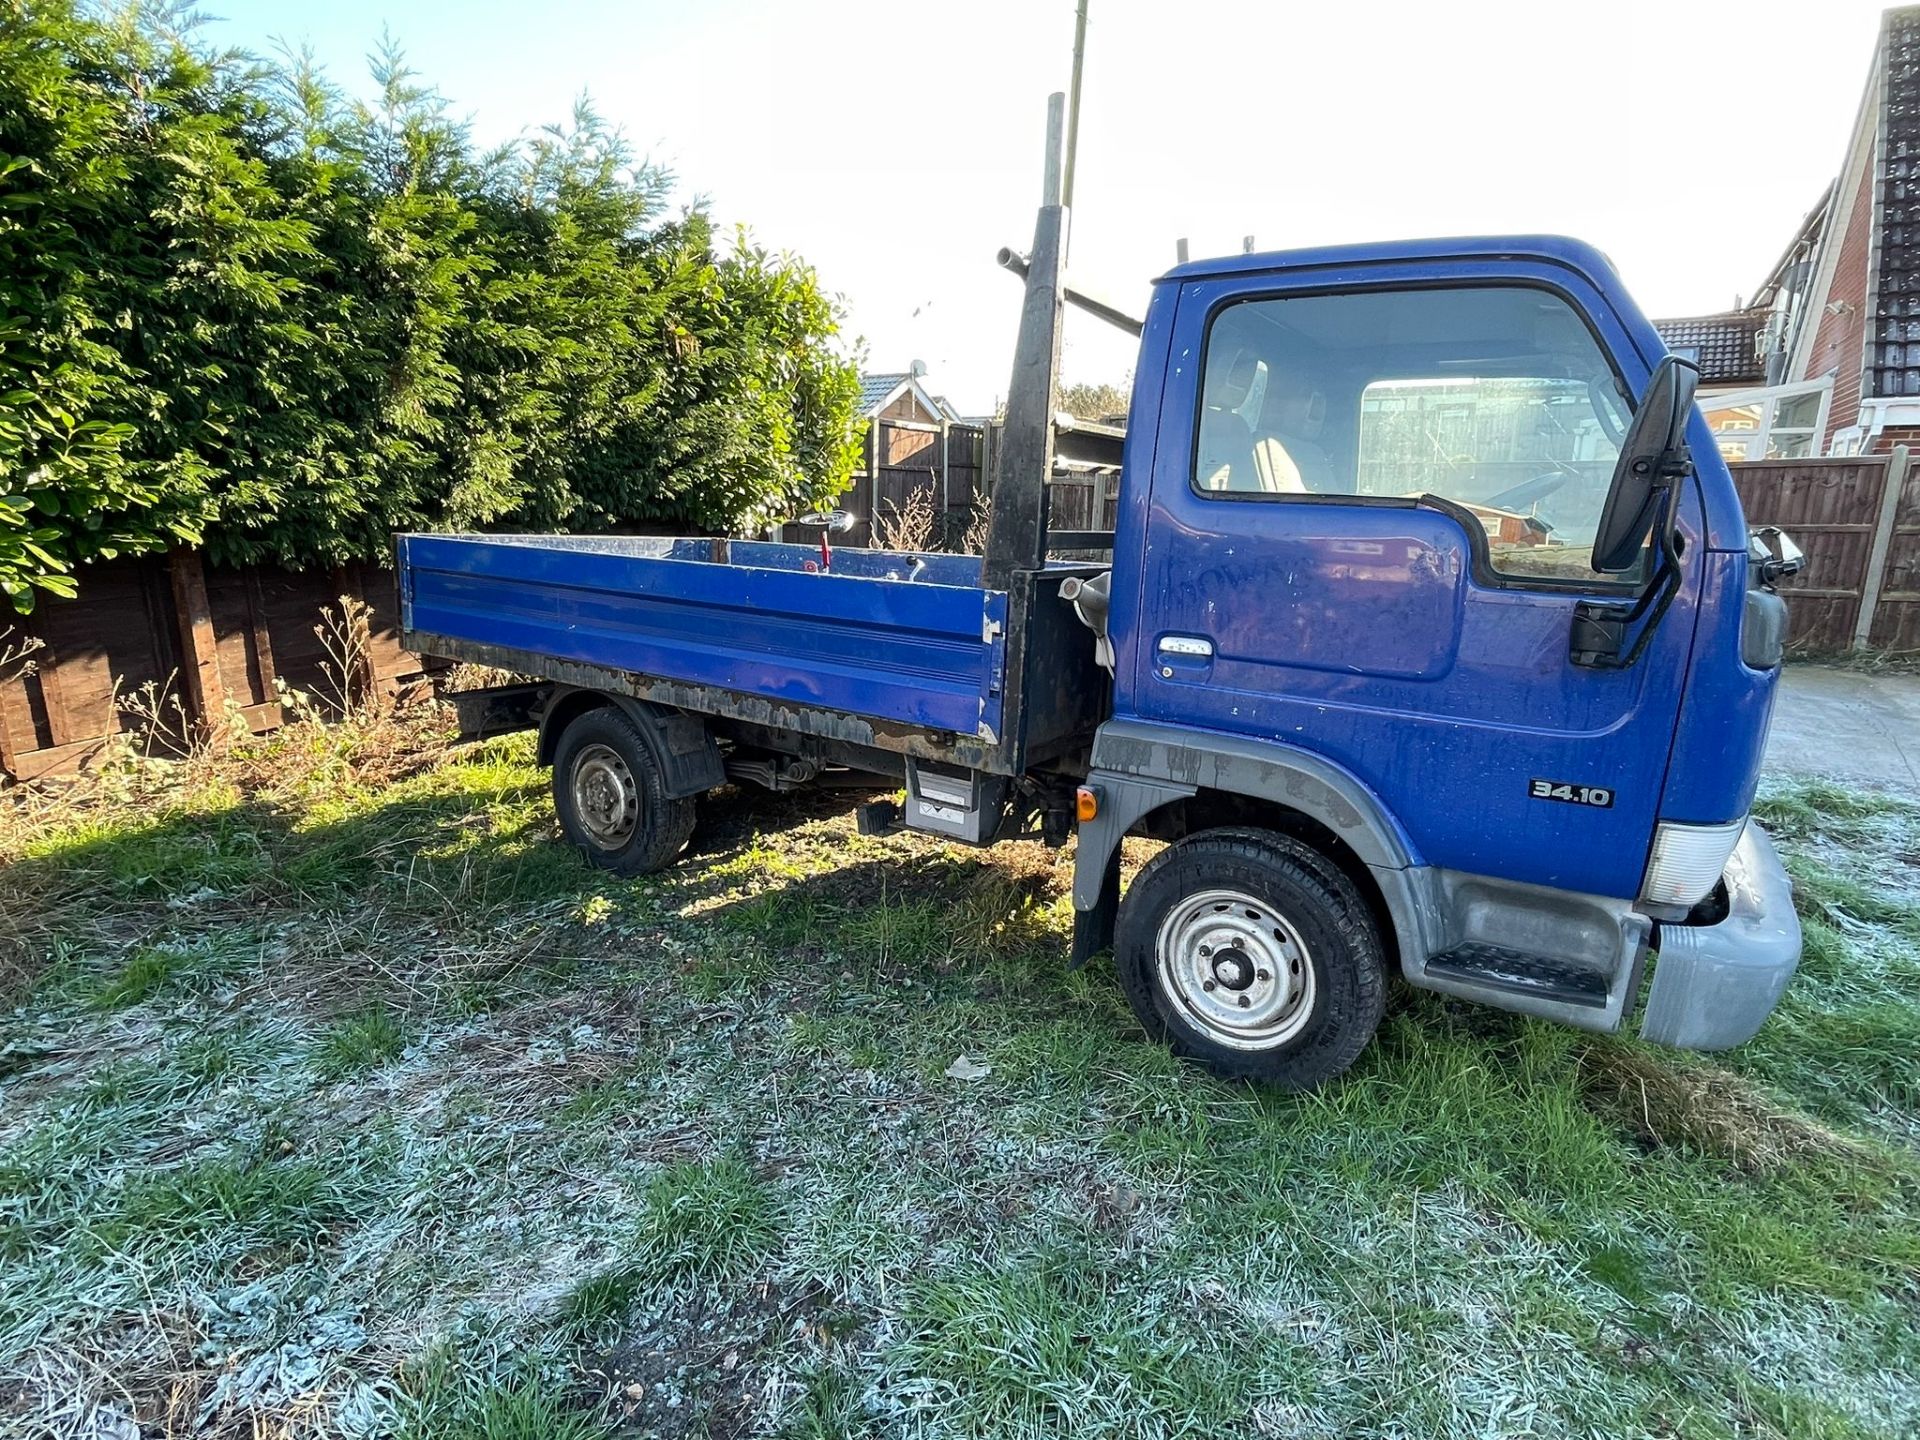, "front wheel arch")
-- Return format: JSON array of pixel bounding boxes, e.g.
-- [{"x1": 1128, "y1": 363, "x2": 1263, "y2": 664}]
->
[{"x1": 1075, "y1": 785, "x2": 1404, "y2": 976}]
